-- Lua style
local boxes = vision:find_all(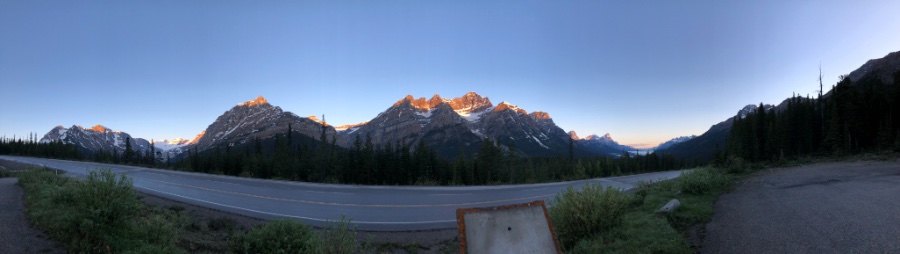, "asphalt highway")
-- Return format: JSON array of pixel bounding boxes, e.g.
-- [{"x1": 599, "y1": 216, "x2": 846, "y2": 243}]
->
[{"x1": 1, "y1": 155, "x2": 686, "y2": 231}]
